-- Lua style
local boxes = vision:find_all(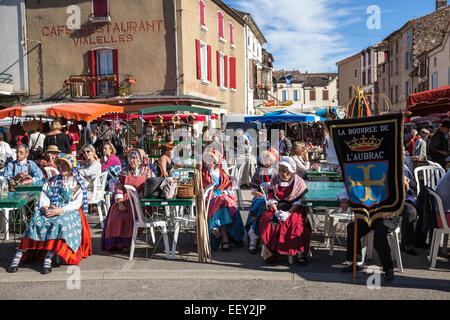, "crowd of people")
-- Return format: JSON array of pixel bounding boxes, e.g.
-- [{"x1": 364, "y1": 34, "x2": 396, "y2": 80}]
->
[
  {"x1": 1, "y1": 118, "x2": 448, "y2": 282},
  {"x1": 404, "y1": 120, "x2": 450, "y2": 170}
]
